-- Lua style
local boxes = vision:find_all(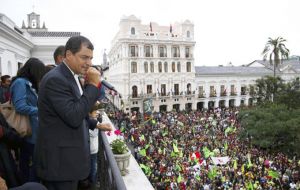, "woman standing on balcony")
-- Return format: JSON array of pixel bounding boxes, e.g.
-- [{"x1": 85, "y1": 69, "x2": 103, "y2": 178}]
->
[{"x1": 10, "y1": 57, "x2": 46, "y2": 183}]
